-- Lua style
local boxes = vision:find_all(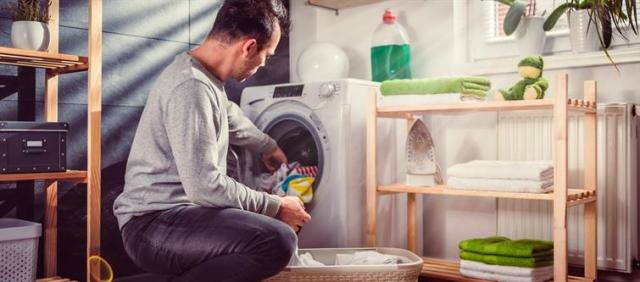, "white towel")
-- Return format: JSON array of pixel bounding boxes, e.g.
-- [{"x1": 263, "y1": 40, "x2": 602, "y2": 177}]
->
[
  {"x1": 447, "y1": 176, "x2": 553, "y2": 193},
  {"x1": 378, "y1": 93, "x2": 485, "y2": 107},
  {"x1": 335, "y1": 251, "x2": 407, "y2": 265},
  {"x1": 447, "y1": 160, "x2": 553, "y2": 181},
  {"x1": 460, "y1": 260, "x2": 553, "y2": 277},
  {"x1": 460, "y1": 268, "x2": 553, "y2": 282}
]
